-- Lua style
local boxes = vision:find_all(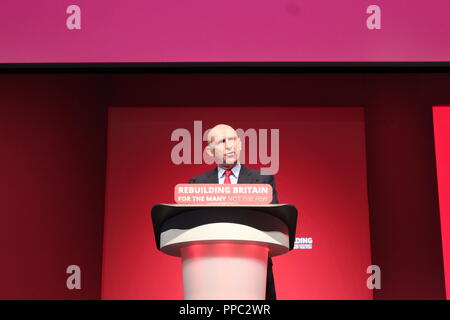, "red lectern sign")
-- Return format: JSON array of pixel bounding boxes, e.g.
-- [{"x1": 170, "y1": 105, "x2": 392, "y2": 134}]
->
[{"x1": 174, "y1": 184, "x2": 272, "y2": 205}]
